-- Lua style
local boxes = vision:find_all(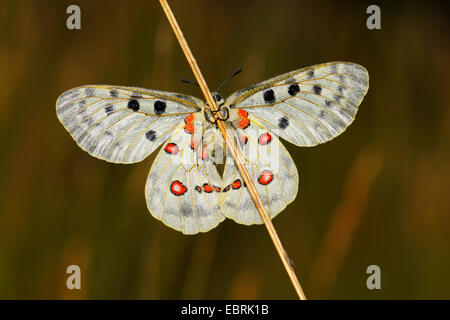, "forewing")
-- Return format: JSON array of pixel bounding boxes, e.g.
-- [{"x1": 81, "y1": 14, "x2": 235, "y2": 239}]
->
[
  {"x1": 219, "y1": 116, "x2": 299, "y2": 225},
  {"x1": 226, "y1": 62, "x2": 369, "y2": 146},
  {"x1": 56, "y1": 85, "x2": 203, "y2": 163},
  {"x1": 145, "y1": 117, "x2": 225, "y2": 234}
]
